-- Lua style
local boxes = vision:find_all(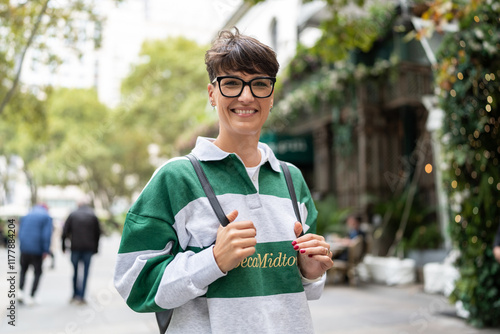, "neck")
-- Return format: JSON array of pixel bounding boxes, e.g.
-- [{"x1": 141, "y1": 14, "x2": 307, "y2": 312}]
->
[{"x1": 213, "y1": 133, "x2": 261, "y2": 167}]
